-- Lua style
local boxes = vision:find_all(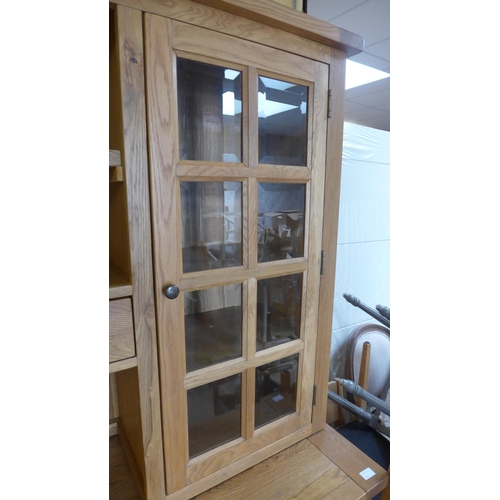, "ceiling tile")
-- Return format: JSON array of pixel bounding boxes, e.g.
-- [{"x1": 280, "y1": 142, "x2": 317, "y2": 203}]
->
[
  {"x1": 307, "y1": 0, "x2": 390, "y2": 131},
  {"x1": 327, "y1": 0, "x2": 390, "y2": 47},
  {"x1": 345, "y1": 106, "x2": 387, "y2": 121},
  {"x1": 349, "y1": 51, "x2": 390, "y2": 72},
  {"x1": 345, "y1": 78, "x2": 390, "y2": 98},
  {"x1": 348, "y1": 88, "x2": 390, "y2": 108},
  {"x1": 306, "y1": 0, "x2": 367, "y2": 23},
  {"x1": 364, "y1": 38, "x2": 390, "y2": 65},
  {"x1": 343, "y1": 100, "x2": 366, "y2": 113},
  {"x1": 350, "y1": 114, "x2": 390, "y2": 131}
]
